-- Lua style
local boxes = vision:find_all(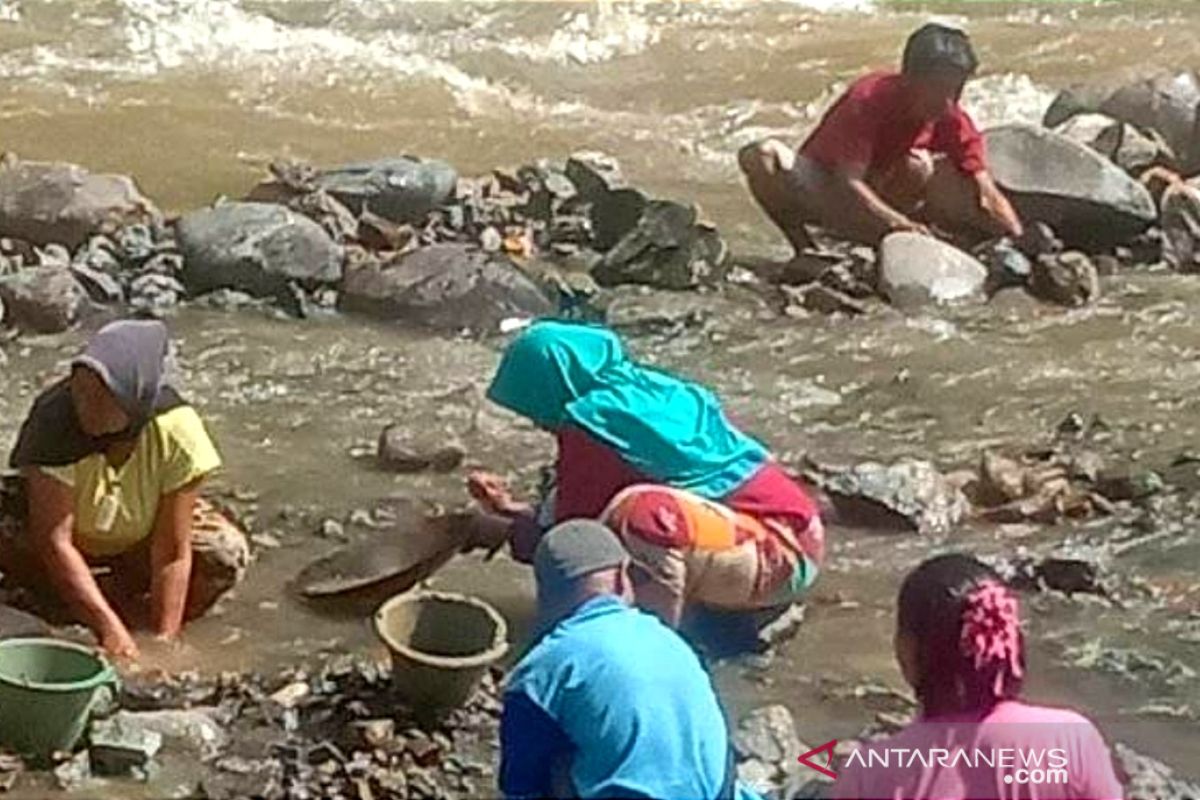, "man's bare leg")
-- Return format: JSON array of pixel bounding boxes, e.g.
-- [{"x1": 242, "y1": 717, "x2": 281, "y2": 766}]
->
[{"x1": 738, "y1": 139, "x2": 816, "y2": 254}]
